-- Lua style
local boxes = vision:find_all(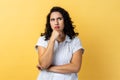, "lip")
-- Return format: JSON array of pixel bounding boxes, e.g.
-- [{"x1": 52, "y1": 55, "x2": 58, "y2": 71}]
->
[{"x1": 54, "y1": 26, "x2": 60, "y2": 29}]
